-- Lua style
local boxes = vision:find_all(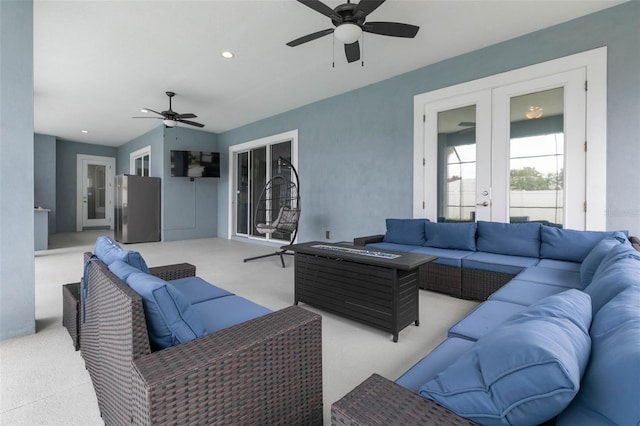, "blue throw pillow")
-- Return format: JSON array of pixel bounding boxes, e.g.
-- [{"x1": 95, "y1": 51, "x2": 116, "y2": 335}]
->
[
  {"x1": 126, "y1": 272, "x2": 207, "y2": 349},
  {"x1": 476, "y1": 221, "x2": 541, "y2": 258},
  {"x1": 383, "y1": 218, "x2": 428, "y2": 246},
  {"x1": 419, "y1": 290, "x2": 592, "y2": 426},
  {"x1": 93, "y1": 235, "x2": 149, "y2": 273},
  {"x1": 579, "y1": 236, "x2": 623, "y2": 286},
  {"x1": 108, "y1": 260, "x2": 143, "y2": 282},
  {"x1": 424, "y1": 222, "x2": 476, "y2": 251},
  {"x1": 557, "y1": 287, "x2": 640, "y2": 426},
  {"x1": 540, "y1": 226, "x2": 627, "y2": 263}
]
